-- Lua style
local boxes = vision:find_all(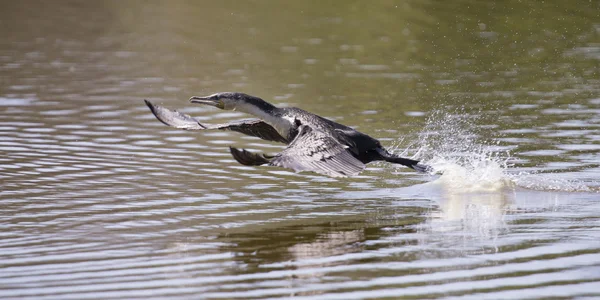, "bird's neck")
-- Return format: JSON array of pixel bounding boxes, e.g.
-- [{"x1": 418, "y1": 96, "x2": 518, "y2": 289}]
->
[
  {"x1": 234, "y1": 100, "x2": 274, "y2": 118},
  {"x1": 234, "y1": 101, "x2": 293, "y2": 137}
]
